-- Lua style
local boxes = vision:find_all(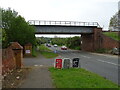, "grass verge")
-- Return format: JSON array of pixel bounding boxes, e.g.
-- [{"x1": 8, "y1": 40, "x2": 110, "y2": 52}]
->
[
  {"x1": 49, "y1": 67, "x2": 118, "y2": 88},
  {"x1": 39, "y1": 44, "x2": 51, "y2": 51},
  {"x1": 95, "y1": 48, "x2": 110, "y2": 53},
  {"x1": 103, "y1": 32, "x2": 120, "y2": 41},
  {"x1": 32, "y1": 47, "x2": 38, "y2": 57},
  {"x1": 39, "y1": 44, "x2": 58, "y2": 58},
  {"x1": 40, "y1": 51, "x2": 58, "y2": 58}
]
